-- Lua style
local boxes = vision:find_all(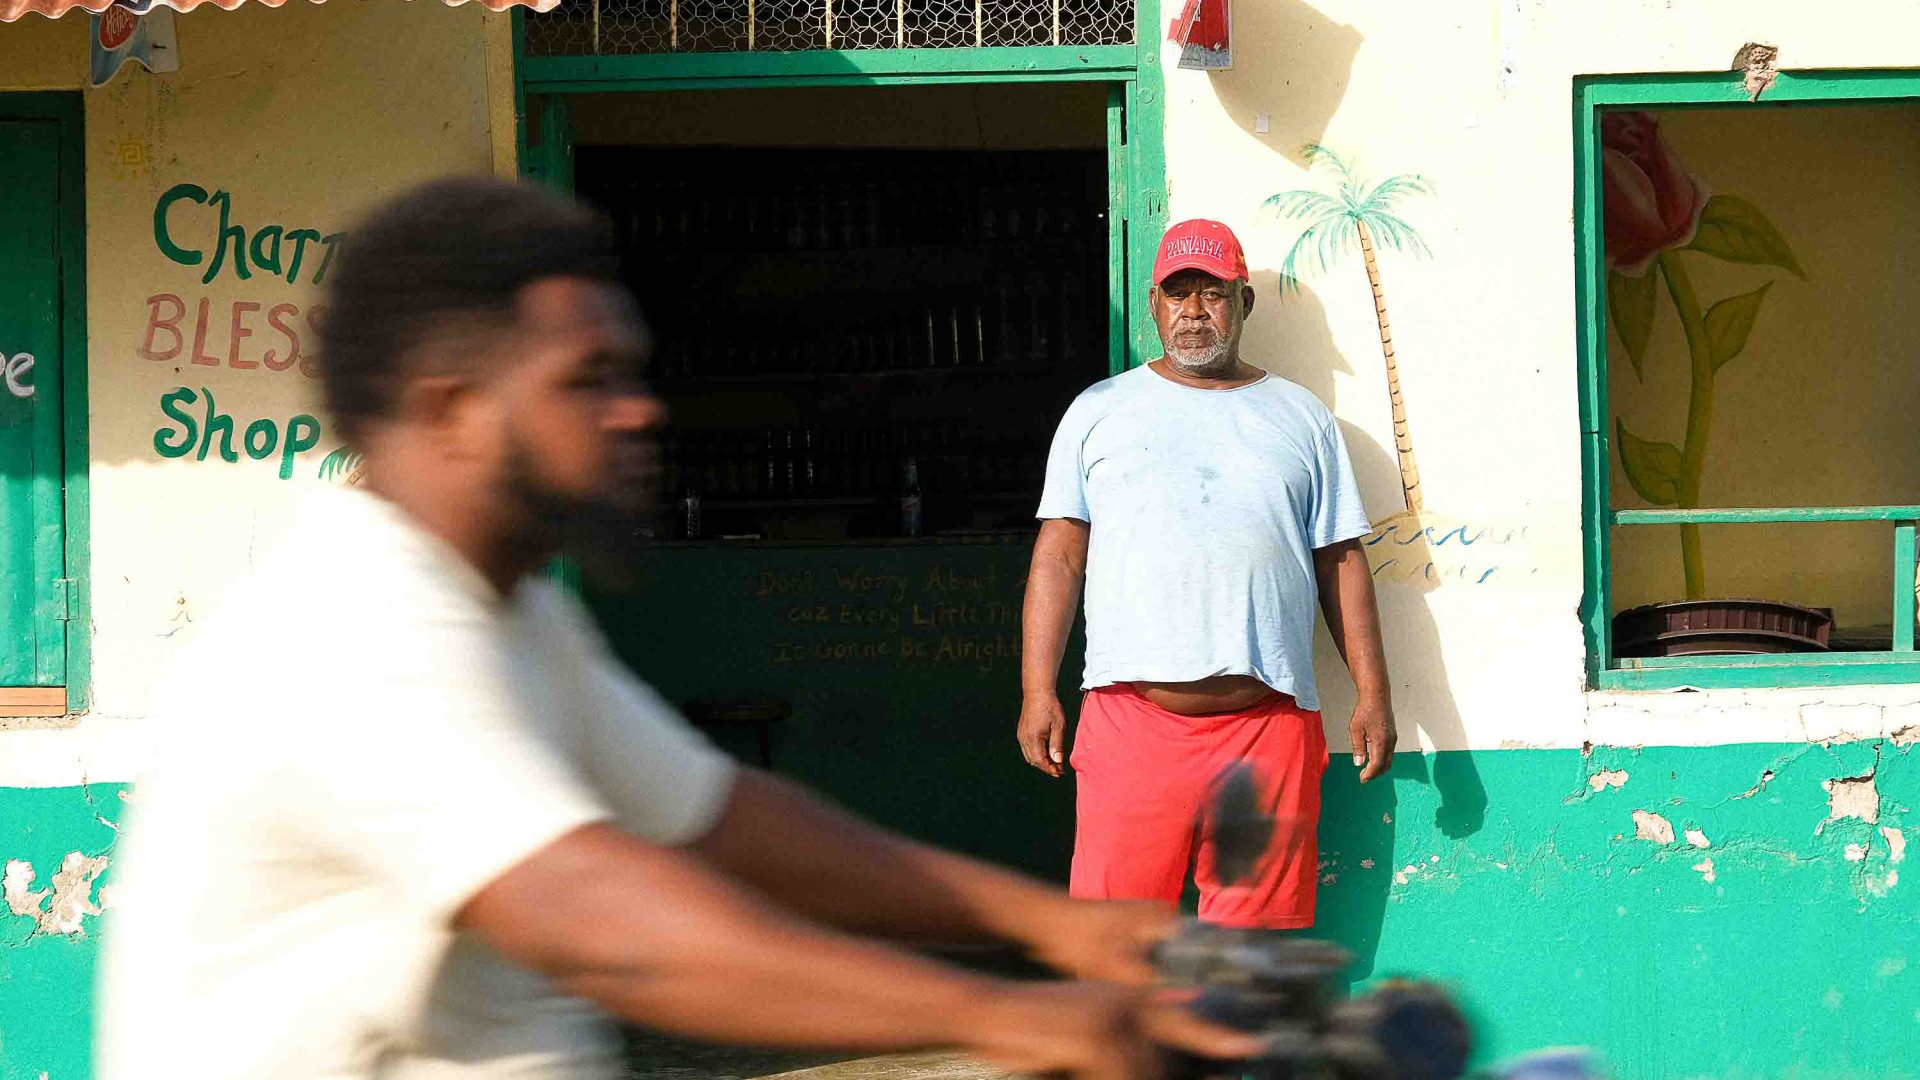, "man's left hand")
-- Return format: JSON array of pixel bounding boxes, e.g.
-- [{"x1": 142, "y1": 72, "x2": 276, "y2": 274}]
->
[
  {"x1": 1028, "y1": 900, "x2": 1174, "y2": 986},
  {"x1": 1349, "y1": 699, "x2": 1397, "y2": 784}
]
